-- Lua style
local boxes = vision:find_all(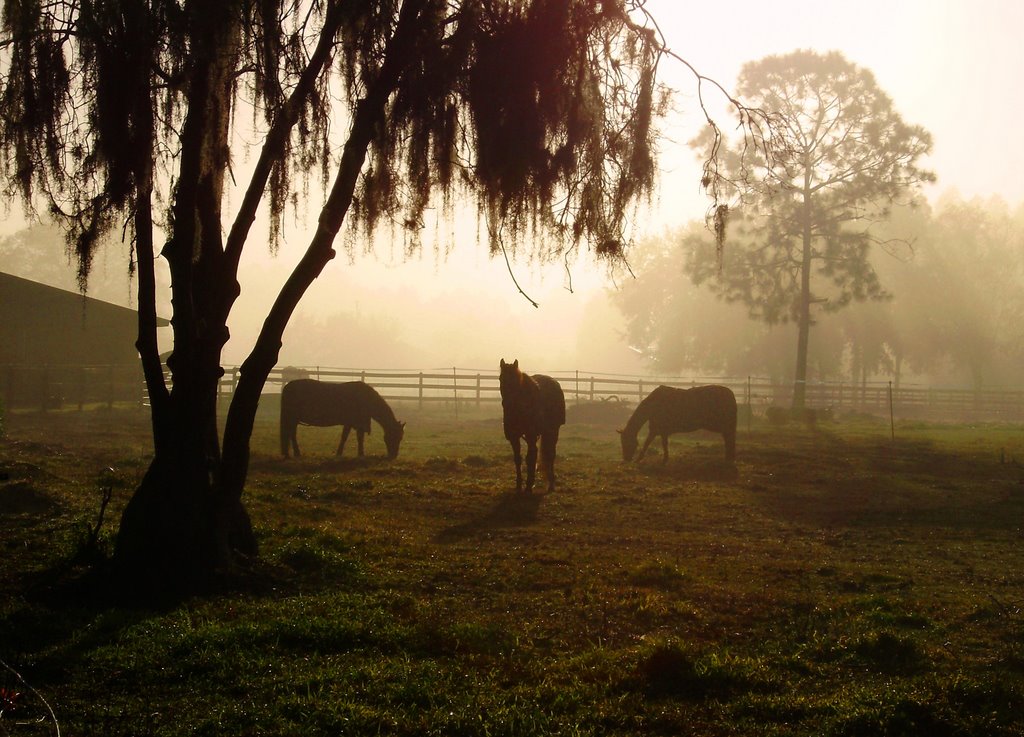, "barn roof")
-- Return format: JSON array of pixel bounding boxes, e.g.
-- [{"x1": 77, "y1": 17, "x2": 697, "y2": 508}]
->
[{"x1": 0, "y1": 271, "x2": 168, "y2": 366}]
